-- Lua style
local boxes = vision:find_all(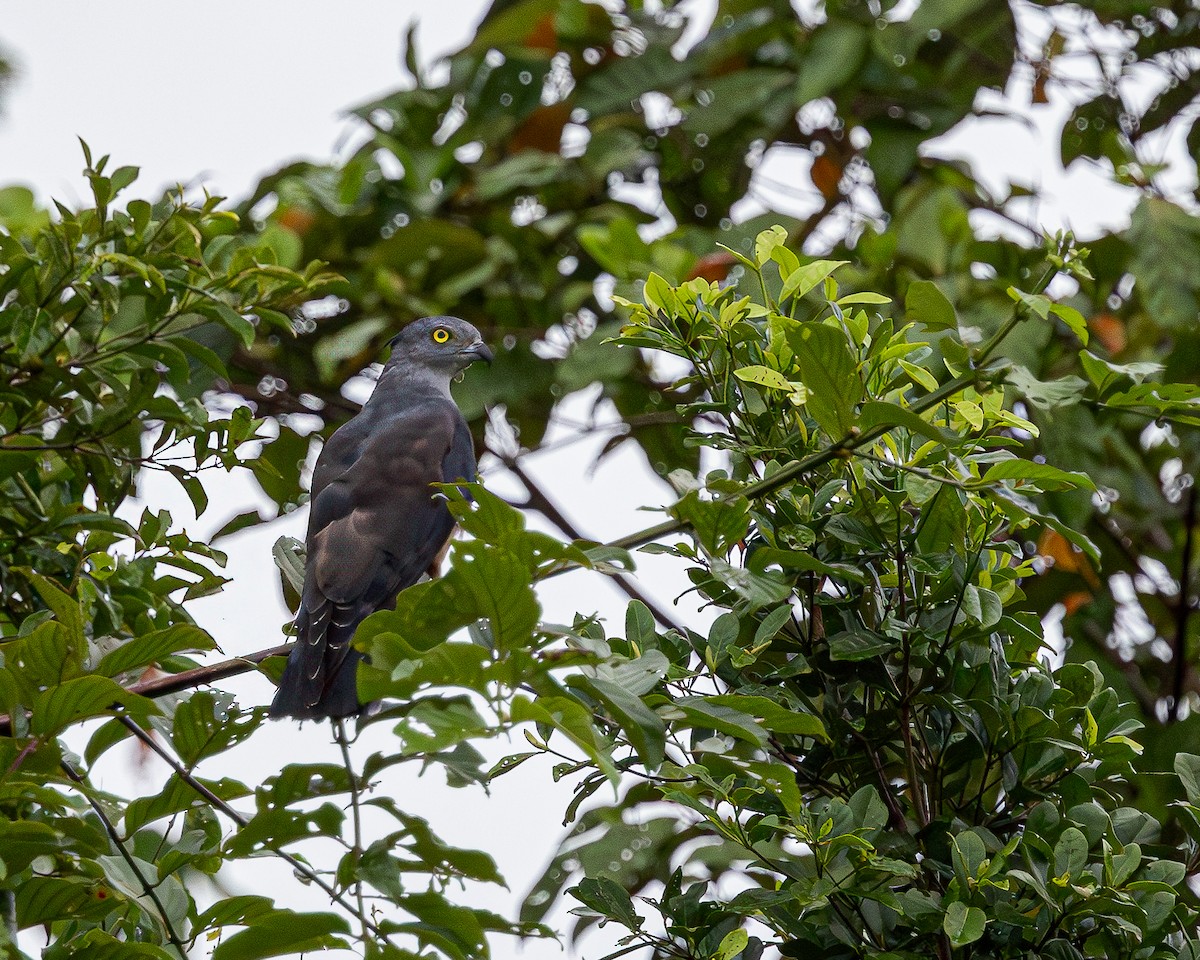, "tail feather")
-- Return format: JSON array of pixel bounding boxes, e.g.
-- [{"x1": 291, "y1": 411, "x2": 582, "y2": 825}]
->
[
  {"x1": 270, "y1": 648, "x2": 362, "y2": 719},
  {"x1": 269, "y1": 597, "x2": 363, "y2": 720}
]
